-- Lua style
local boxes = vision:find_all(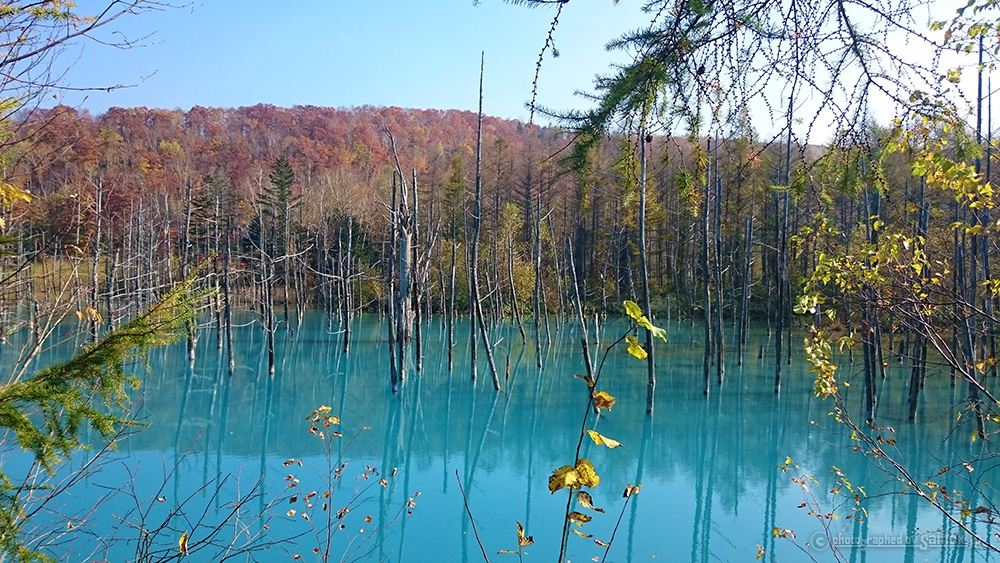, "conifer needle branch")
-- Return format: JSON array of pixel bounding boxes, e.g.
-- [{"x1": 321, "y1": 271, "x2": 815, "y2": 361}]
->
[
  {"x1": 528, "y1": 2, "x2": 565, "y2": 124},
  {"x1": 455, "y1": 470, "x2": 491, "y2": 563}
]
